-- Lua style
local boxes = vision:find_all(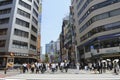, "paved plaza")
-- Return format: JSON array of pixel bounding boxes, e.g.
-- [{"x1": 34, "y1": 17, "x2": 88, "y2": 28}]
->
[{"x1": 0, "y1": 69, "x2": 120, "y2": 80}]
